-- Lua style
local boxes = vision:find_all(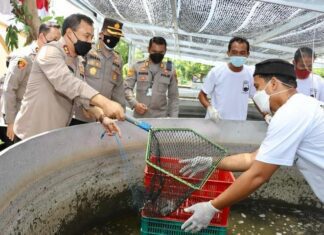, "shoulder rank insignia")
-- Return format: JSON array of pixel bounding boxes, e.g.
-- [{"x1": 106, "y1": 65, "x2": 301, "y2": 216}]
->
[
  {"x1": 63, "y1": 45, "x2": 70, "y2": 55},
  {"x1": 112, "y1": 72, "x2": 118, "y2": 80},
  {"x1": 89, "y1": 67, "x2": 97, "y2": 76},
  {"x1": 17, "y1": 58, "x2": 27, "y2": 69},
  {"x1": 113, "y1": 57, "x2": 120, "y2": 68},
  {"x1": 127, "y1": 68, "x2": 135, "y2": 77}
]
